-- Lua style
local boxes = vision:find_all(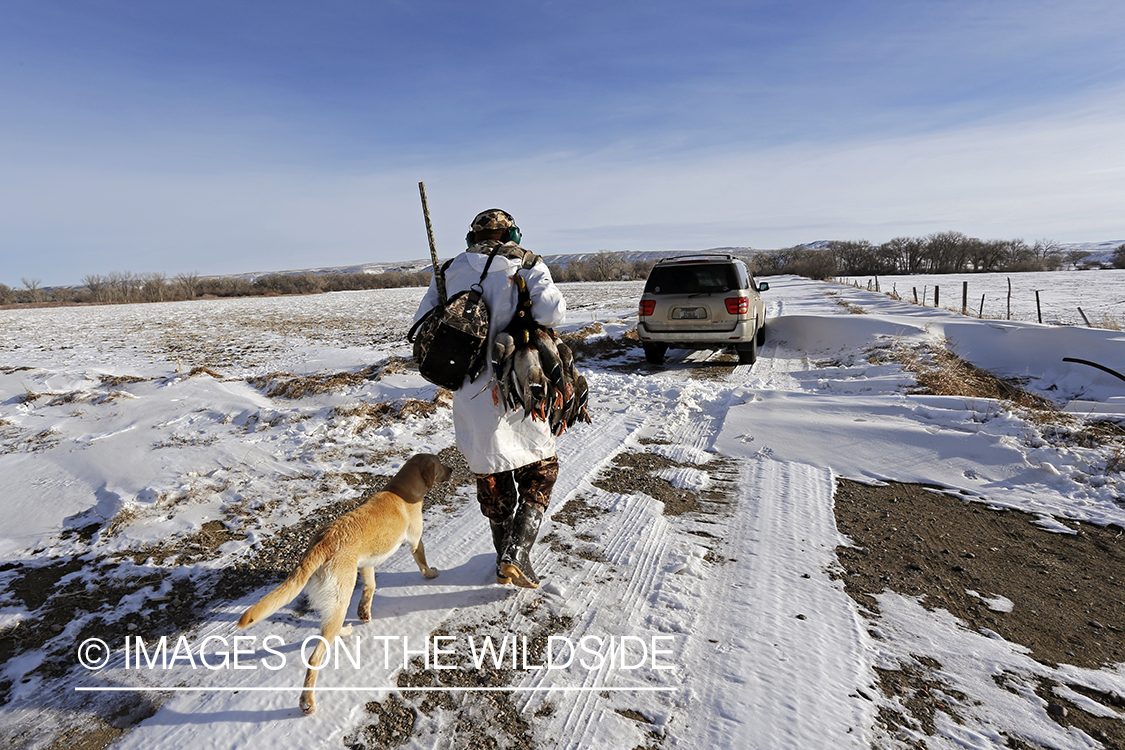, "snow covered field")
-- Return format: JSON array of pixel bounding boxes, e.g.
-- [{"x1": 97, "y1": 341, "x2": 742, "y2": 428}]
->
[
  {"x1": 840, "y1": 268, "x2": 1125, "y2": 327},
  {"x1": 1, "y1": 275, "x2": 1124, "y2": 749}
]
